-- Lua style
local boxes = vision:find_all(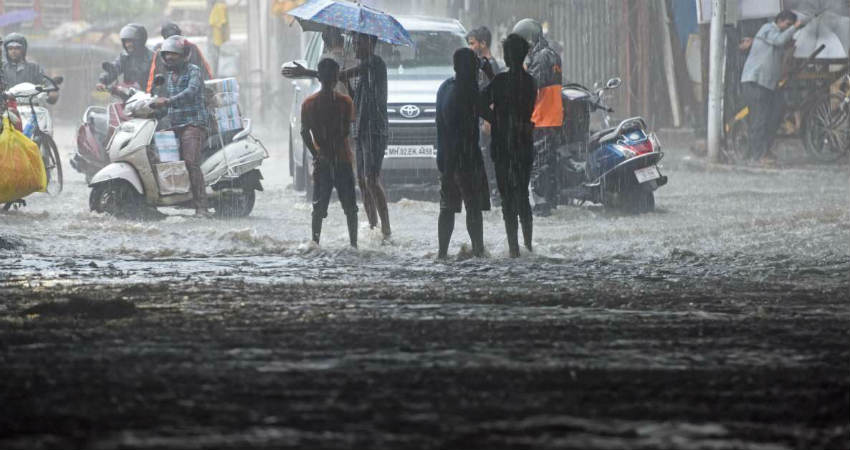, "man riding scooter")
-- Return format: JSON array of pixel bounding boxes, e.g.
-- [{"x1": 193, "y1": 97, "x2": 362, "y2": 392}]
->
[
  {"x1": 146, "y1": 21, "x2": 213, "y2": 95},
  {"x1": 150, "y1": 35, "x2": 210, "y2": 217},
  {"x1": 2, "y1": 33, "x2": 59, "y2": 104},
  {"x1": 96, "y1": 24, "x2": 154, "y2": 91}
]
